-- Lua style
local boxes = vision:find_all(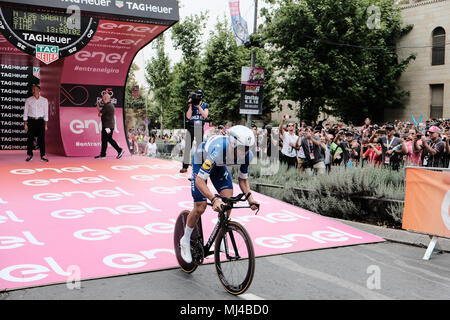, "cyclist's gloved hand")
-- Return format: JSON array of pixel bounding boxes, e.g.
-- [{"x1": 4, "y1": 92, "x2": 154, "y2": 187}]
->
[
  {"x1": 212, "y1": 198, "x2": 225, "y2": 213},
  {"x1": 247, "y1": 194, "x2": 260, "y2": 211},
  {"x1": 249, "y1": 201, "x2": 260, "y2": 211}
]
